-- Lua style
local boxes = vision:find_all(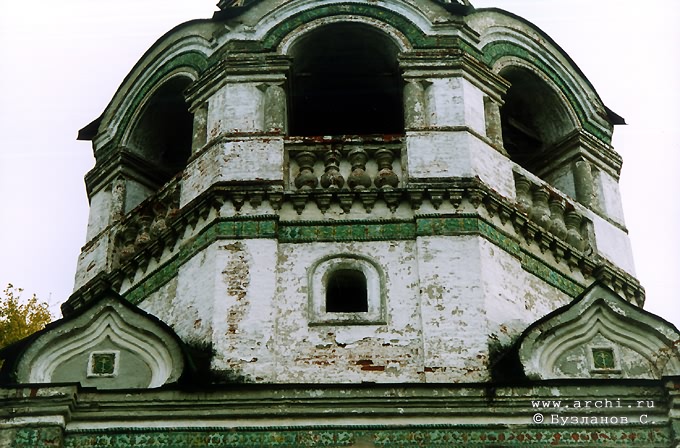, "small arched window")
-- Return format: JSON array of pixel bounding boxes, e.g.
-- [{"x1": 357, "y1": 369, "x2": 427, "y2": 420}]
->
[
  {"x1": 288, "y1": 23, "x2": 404, "y2": 136},
  {"x1": 128, "y1": 77, "x2": 194, "y2": 186},
  {"x1": 326, "y1": 268, "x2": 368, "y2": 313},
  {"x1": 309, "y1": 254, "x2": 385, "y2": 325},
  {"x1": 499, "y1": 67, "x2": 575, "y2": 177}
]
